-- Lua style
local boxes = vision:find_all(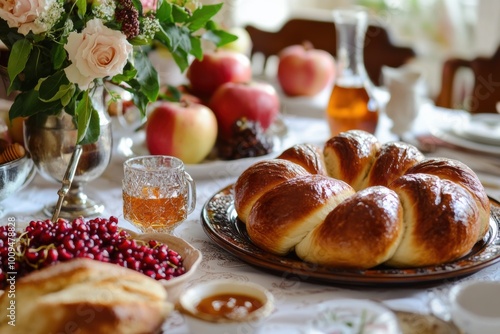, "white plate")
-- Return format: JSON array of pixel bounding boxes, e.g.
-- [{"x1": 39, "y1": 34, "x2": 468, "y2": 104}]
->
[
  {"x1": 452, "y1": 114, "x2": 500, "y2": 146},
  {"x1": 115, "y1": 119, "x2": 288, "y2": 180},
  {"x1": 430, "y1": 121, "x2": 500, "y2": 156}
]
